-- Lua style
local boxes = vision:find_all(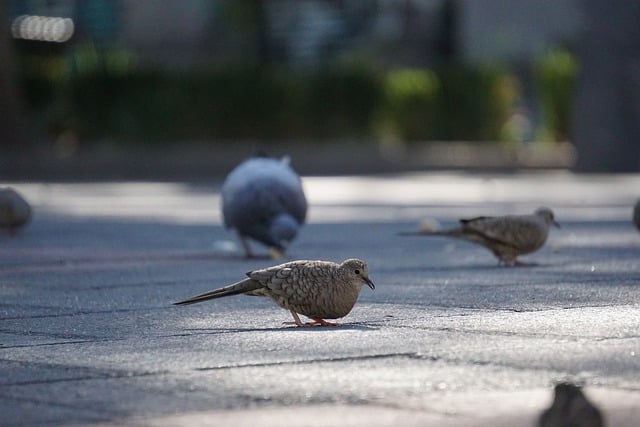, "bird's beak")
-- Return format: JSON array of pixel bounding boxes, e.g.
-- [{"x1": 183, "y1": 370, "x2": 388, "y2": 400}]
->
[
  {"x1": 553, "y1": 220, "x2": 561, "y2": 229},
  {"x1": 364, "y1": 277, "x2": 375, "y2": 290}
]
